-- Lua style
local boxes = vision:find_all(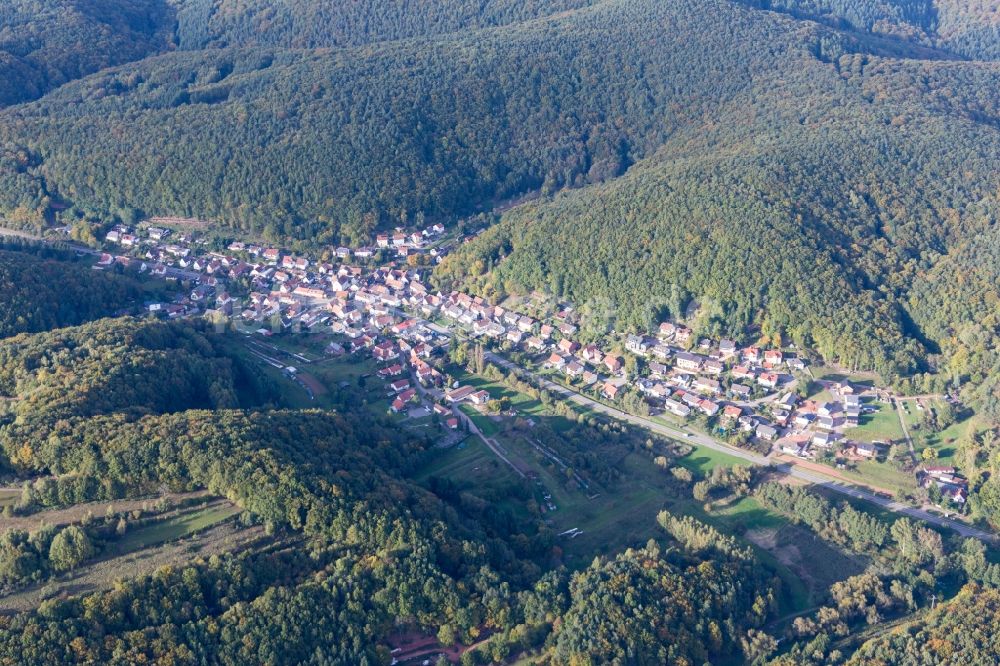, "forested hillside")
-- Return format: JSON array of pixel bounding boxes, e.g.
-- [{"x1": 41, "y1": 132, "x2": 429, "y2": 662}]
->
[
  {"x1": 435, "y1": 31, "x2": 1000, "y2": 416},
  {"x1": 0, "y1": 318, "x2": 274, "y2": 439},
  {"x1": 845, "y1": 584, "x2": 1000, "y2": 665},
  {"x1": 174, "y1": 0, "x2": 597, "y2": 49},
  {"x1": 0, "y1": 315, "x2": 779, "y2": 663},
  {"x1": 740, "y1": 0, "x2": 1000, "y2": 60},
  {"x1": 0, "y1": 248, "x2": 141, "y2": 338},
  {"x1": 0, "y1": 0, "x2": 174, "y2": 106},
  {"x1": 0, "y1": 0, "x2": 801, "y2": 242}
]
